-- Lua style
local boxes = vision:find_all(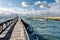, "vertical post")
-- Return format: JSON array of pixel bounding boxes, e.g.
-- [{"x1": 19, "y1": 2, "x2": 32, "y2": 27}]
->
[
  {"x1": 7, "y1": 22, "x2": 9, "y2": 26},
  {"x1": 0, "y1": 23, "x2": 3, "y2": 33},
  {"x1": 10, "y1": 20, "x2": 11, "y2": 23}
]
